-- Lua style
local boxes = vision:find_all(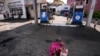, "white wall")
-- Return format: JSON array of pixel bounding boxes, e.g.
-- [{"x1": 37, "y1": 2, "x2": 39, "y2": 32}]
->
[
  {"x1": 24, "y1": 0, "x2": 33, "y2": 4},
  {"x1": 0, "y1": 0, "x2": 5, "y2": 20},
  {"x1": 24, "y1": 0, "x2": 46, "y2": 4},
  {"x1": 5, "y1": 0, "x2": 26, "y2": 18}
]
